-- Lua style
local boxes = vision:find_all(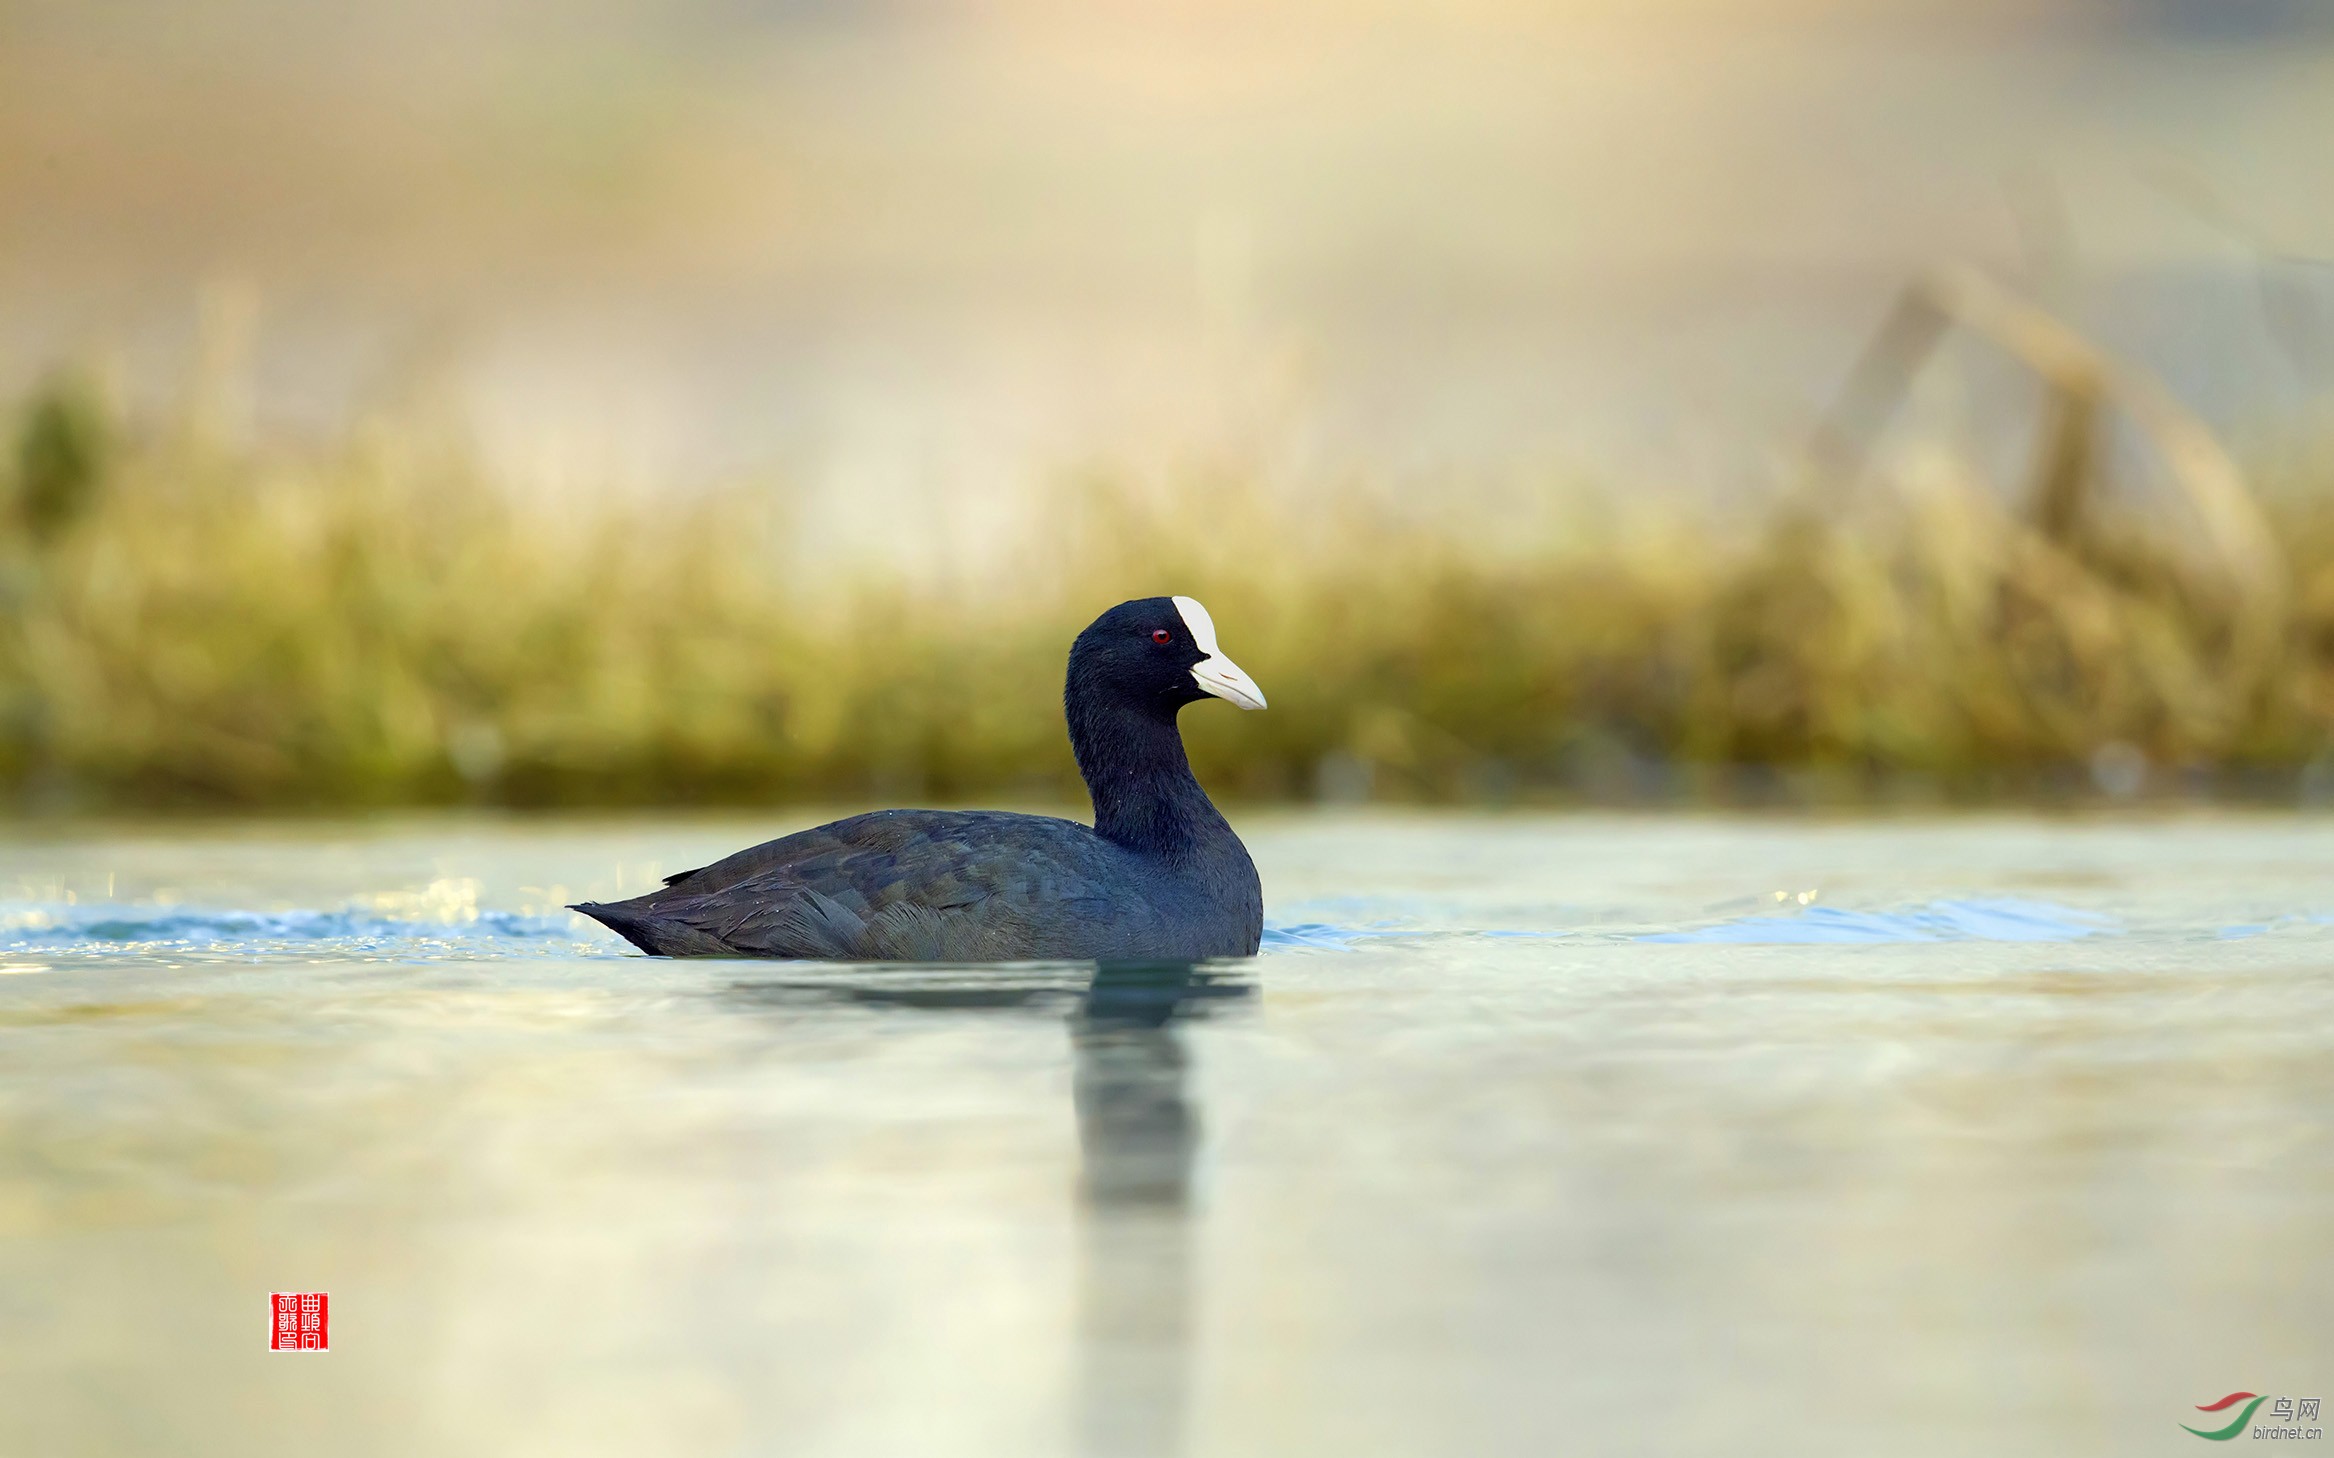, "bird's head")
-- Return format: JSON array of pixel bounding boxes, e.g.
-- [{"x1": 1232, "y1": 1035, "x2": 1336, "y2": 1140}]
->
[{"x1": 1068, "y1": 596, "x2": 1267, "y2": 718}]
